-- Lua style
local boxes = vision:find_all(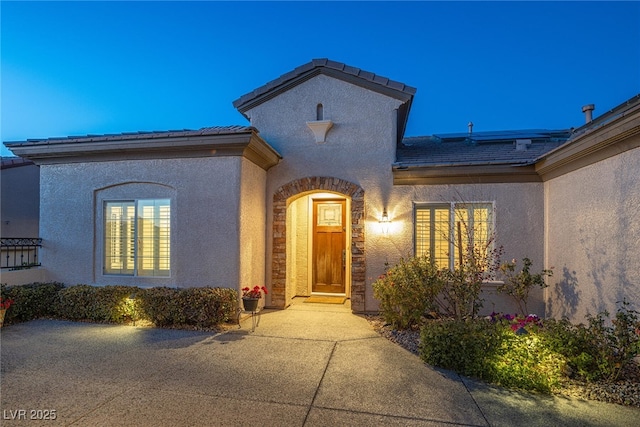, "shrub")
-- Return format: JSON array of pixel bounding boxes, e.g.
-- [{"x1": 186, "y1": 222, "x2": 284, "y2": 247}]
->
[
  {"x1": 420, "y1": 302, "x2": 640, "y2": 393},
  {"x1": 540, "y1": 318, "x2": 599, "y2": 380},
  {"x1": 177, "y1": 287, "x2": 238, "y2": 327},
  {"x1": 497, "y1": 258, "x2": 553, "y2": 316},
  {"x1": 440, "y1": 230, "x2": 503, "y2": 320},
  {"x1": 137, "y1": 287, "x2": 185, "y2": 326},
  {"x1": 420, "y1": 319, "x2": 504, "y2": 380},
  {"x1": 372, "y1": 256, "x2": 444, "y2": 329},
  {"x1": 1, "y1": 283, "x2": 238, "y2": 329},
  {"x1": 0, "y1": 282, "x2": 64, "y2": 324},
  {"x1": 420, "y1": 317, "x2": 566, "y2": 393},
  {"x1": 138, "y1": 287, "x2": 238, "y2": 328},
  {"x1": 542, "y1": 301, "x2": 640, "y2": 382},
  {"x1": 54, "y1": 285, "x2": 137, "y2": 323}
]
